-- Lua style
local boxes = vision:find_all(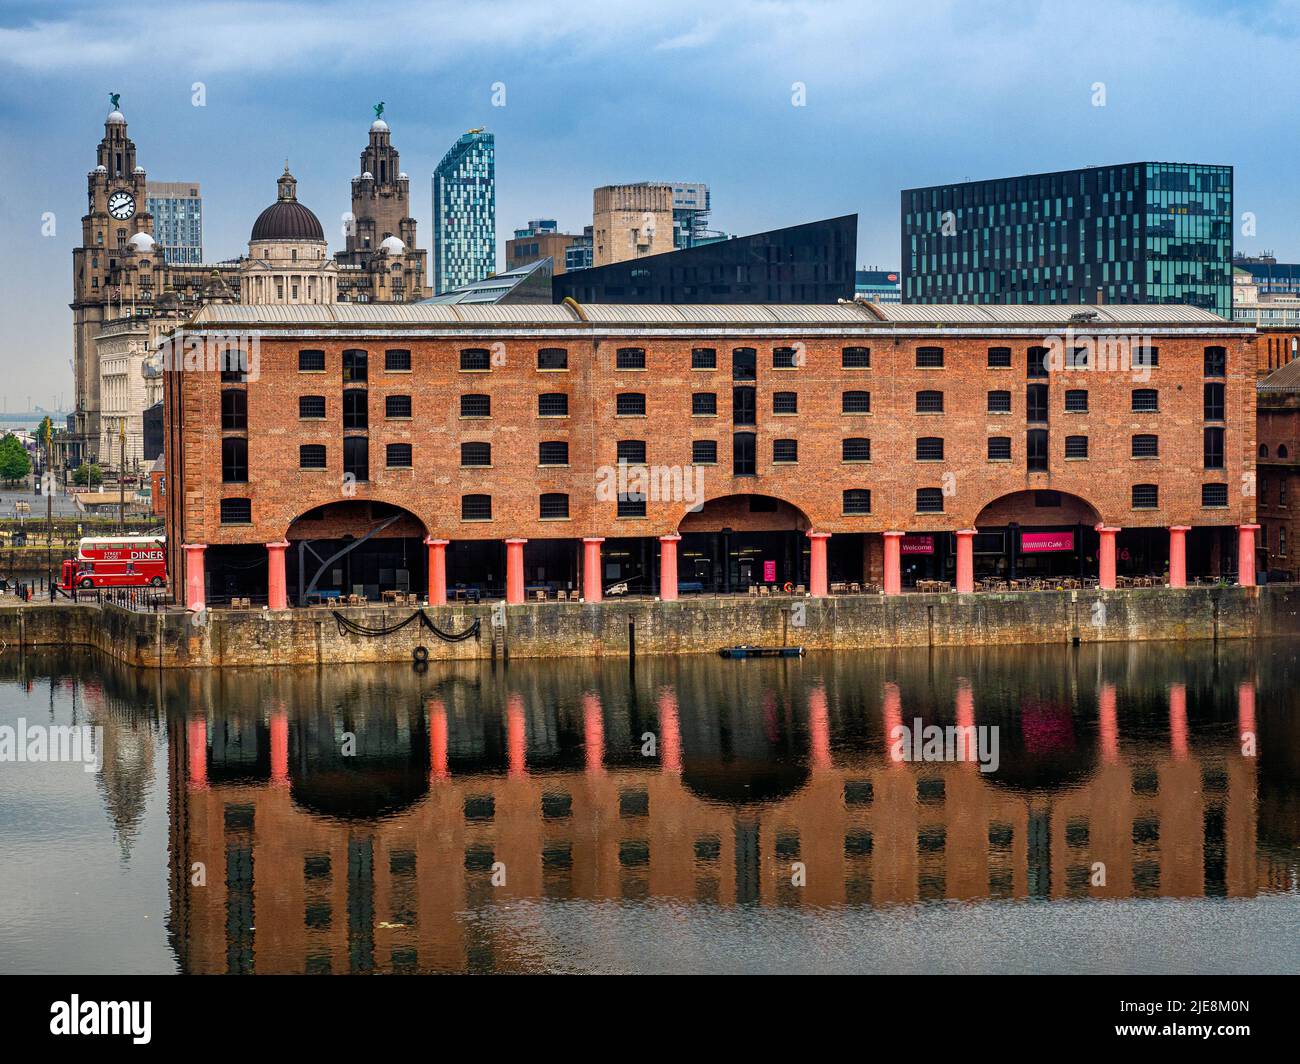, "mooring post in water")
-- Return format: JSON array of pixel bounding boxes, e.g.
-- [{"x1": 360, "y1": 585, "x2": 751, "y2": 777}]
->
[{"x1": 628, "y1": 616, "x2": 636, "y2": 663}]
